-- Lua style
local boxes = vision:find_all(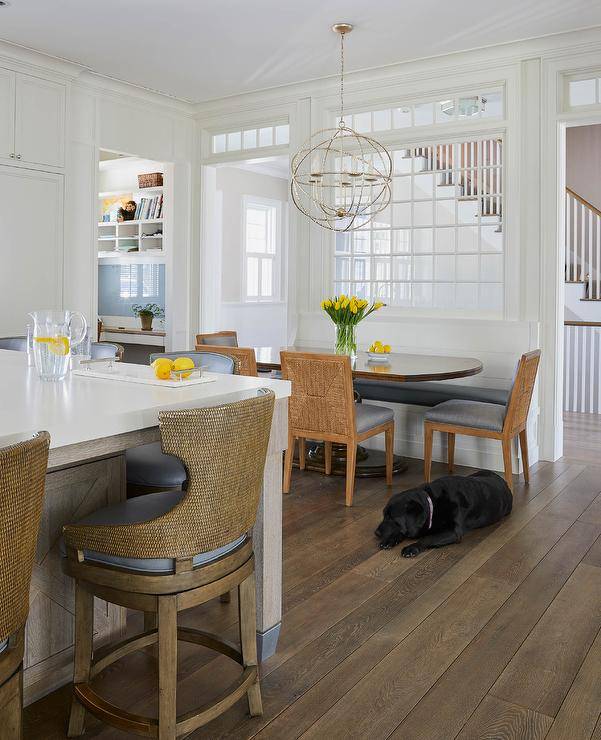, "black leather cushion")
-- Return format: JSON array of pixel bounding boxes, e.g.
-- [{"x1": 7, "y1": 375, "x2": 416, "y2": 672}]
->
[
  {"x1": 126, "y1": 441, "x2": 186, "y2": 487},
  {"x1": 354, "y1": 379, "x2": 510, "y2": 408},
  {"x1": 355, "y1": 403, "x2": 394, "y2": 433}
]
